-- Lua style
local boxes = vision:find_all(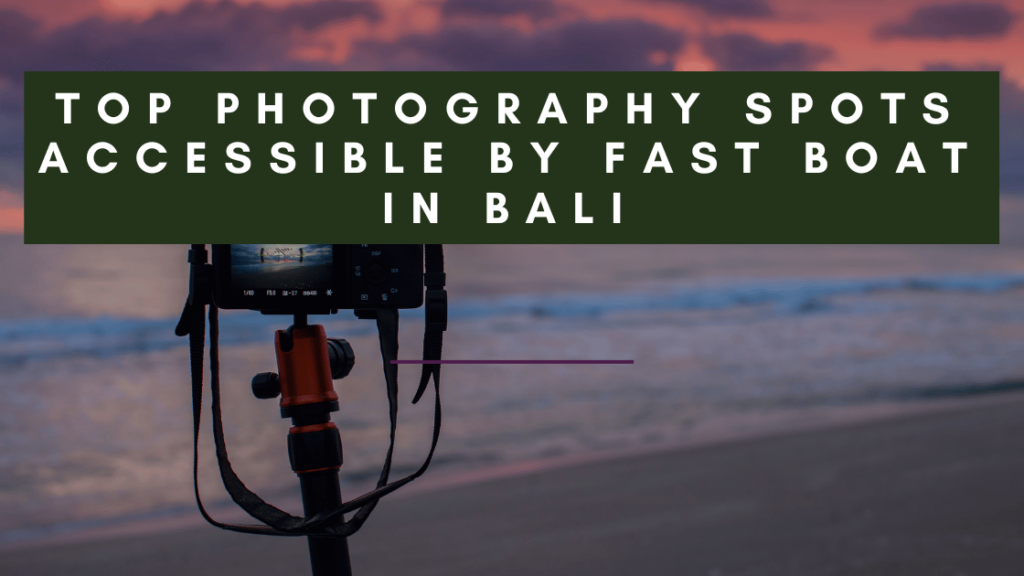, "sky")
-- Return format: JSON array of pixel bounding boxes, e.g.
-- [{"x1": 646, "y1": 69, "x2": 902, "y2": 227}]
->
[
  {"x1": 1, "y1": 0, "x2": 1022, "y2": 234},
  {"x1": 231, "y1": 243, "x2": 333, "y2": 264}
]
